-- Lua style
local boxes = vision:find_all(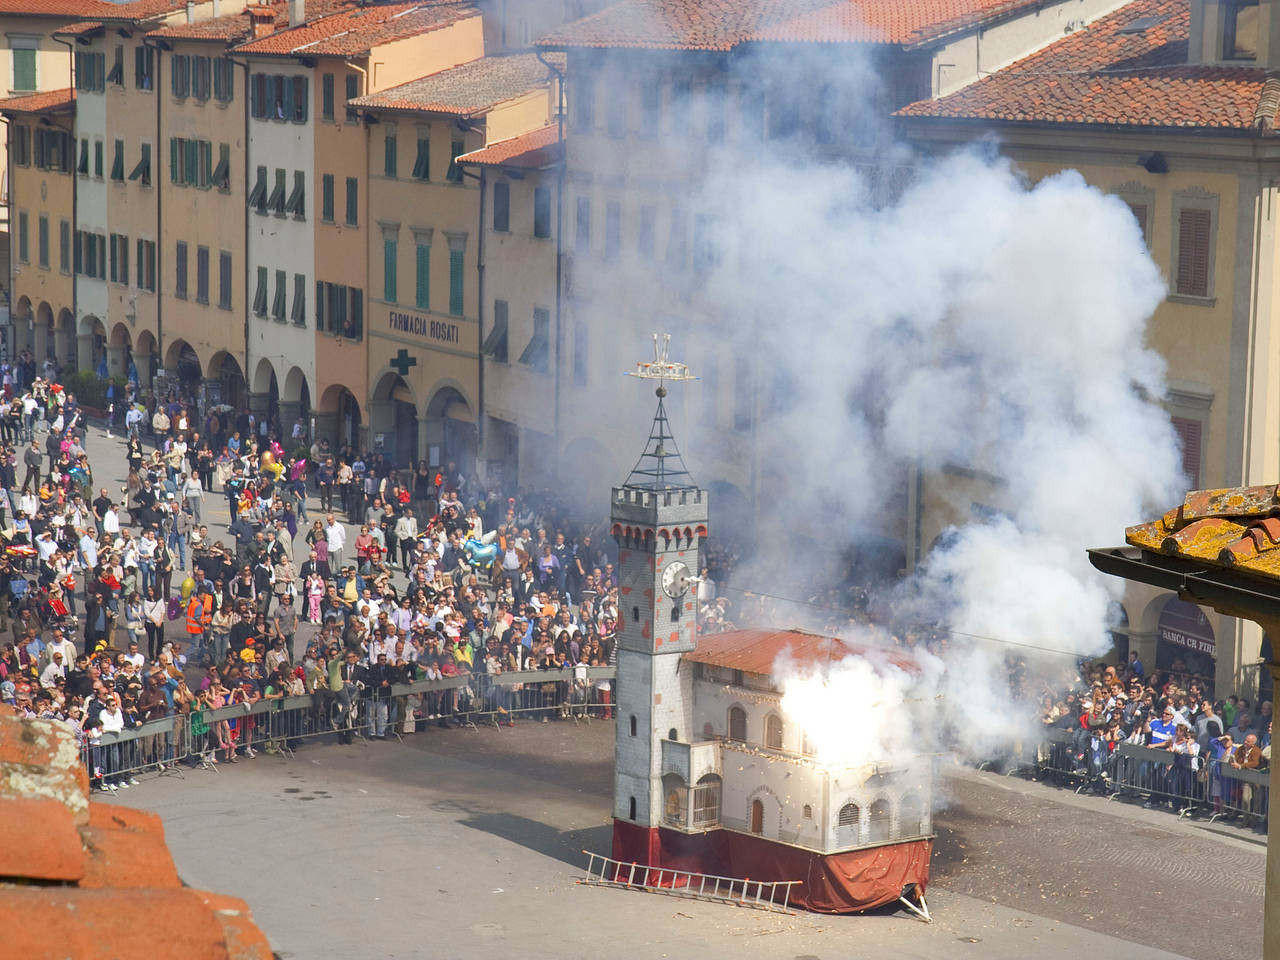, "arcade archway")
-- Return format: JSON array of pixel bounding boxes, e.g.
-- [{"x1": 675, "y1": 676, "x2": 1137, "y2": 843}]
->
[
  {"x1": 55, "y1": 309, "x2": 75, "y2": 371},
  {"x1": 424, "y1": 383, "x2": 475, "y2": 476},
  {"x1": 108, "y1": 323, "x2": 133, "y2": 381},
  {"x1": 370, "y1": 371, "x2": 418, "y2": 468},
  {"x1": 78, "y1": 315, "x2": 106, "y2": 376},
  {"x1": 208, "y1": 351, "x2": 246, "y2": 410},
  {"x1": 318, "y1": 383, "x2": 362, "y2": 450}
]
